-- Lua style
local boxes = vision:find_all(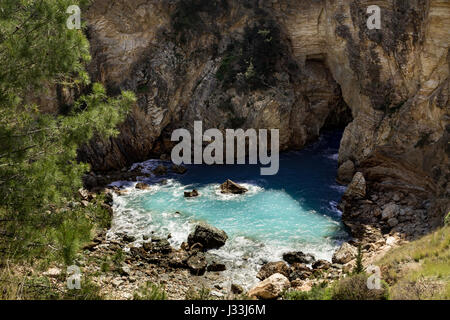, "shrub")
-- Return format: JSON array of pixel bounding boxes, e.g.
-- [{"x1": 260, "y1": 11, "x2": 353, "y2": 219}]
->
[
  {"x1": 331, "y1": 274, "x2": 389, "y2": 300},
  {"x1": 353, "y1": 244, "x2": 364, "y2": 274},
  {"x1": 185, "y1": 286, "x2": 214, "y2": 300},
  {"x1": 133, "y1": 282, "x2": 167, "y2": 300},
  {"x1": 283, "y1": 282, "x2": 332, "y2": 300}
]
